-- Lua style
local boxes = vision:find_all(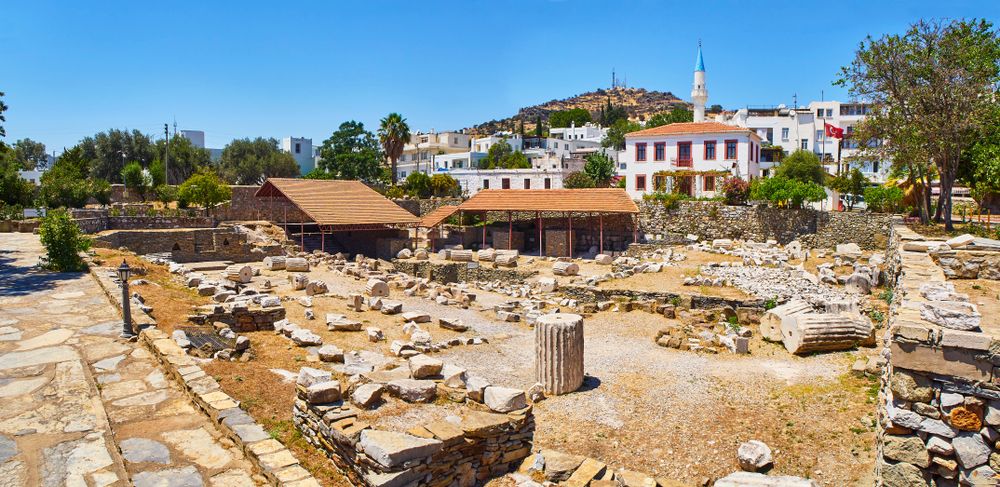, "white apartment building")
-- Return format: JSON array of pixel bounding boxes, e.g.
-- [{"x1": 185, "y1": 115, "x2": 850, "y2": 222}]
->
[
  {"x1": 180, "y1": 130, "x2": 206, "y2": 148},
  {"x1": 720, "y1": 101, "x2": 887, "y2": 181},
  {"x1": 549, "y1": 122, "x2": 607, "y2": 143},
  {"x1": 619, "y1": 121, "x2": 763, "y2": 199},
  {"x1": 281, "y1": 137, "x2": 315, "y2": 175},
  {"x1": 394, "y1": 131, "x2": 471, "y2": 180},
  {"x1": 448, "y1": 168, "x2": 566, "y2": 196}
]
